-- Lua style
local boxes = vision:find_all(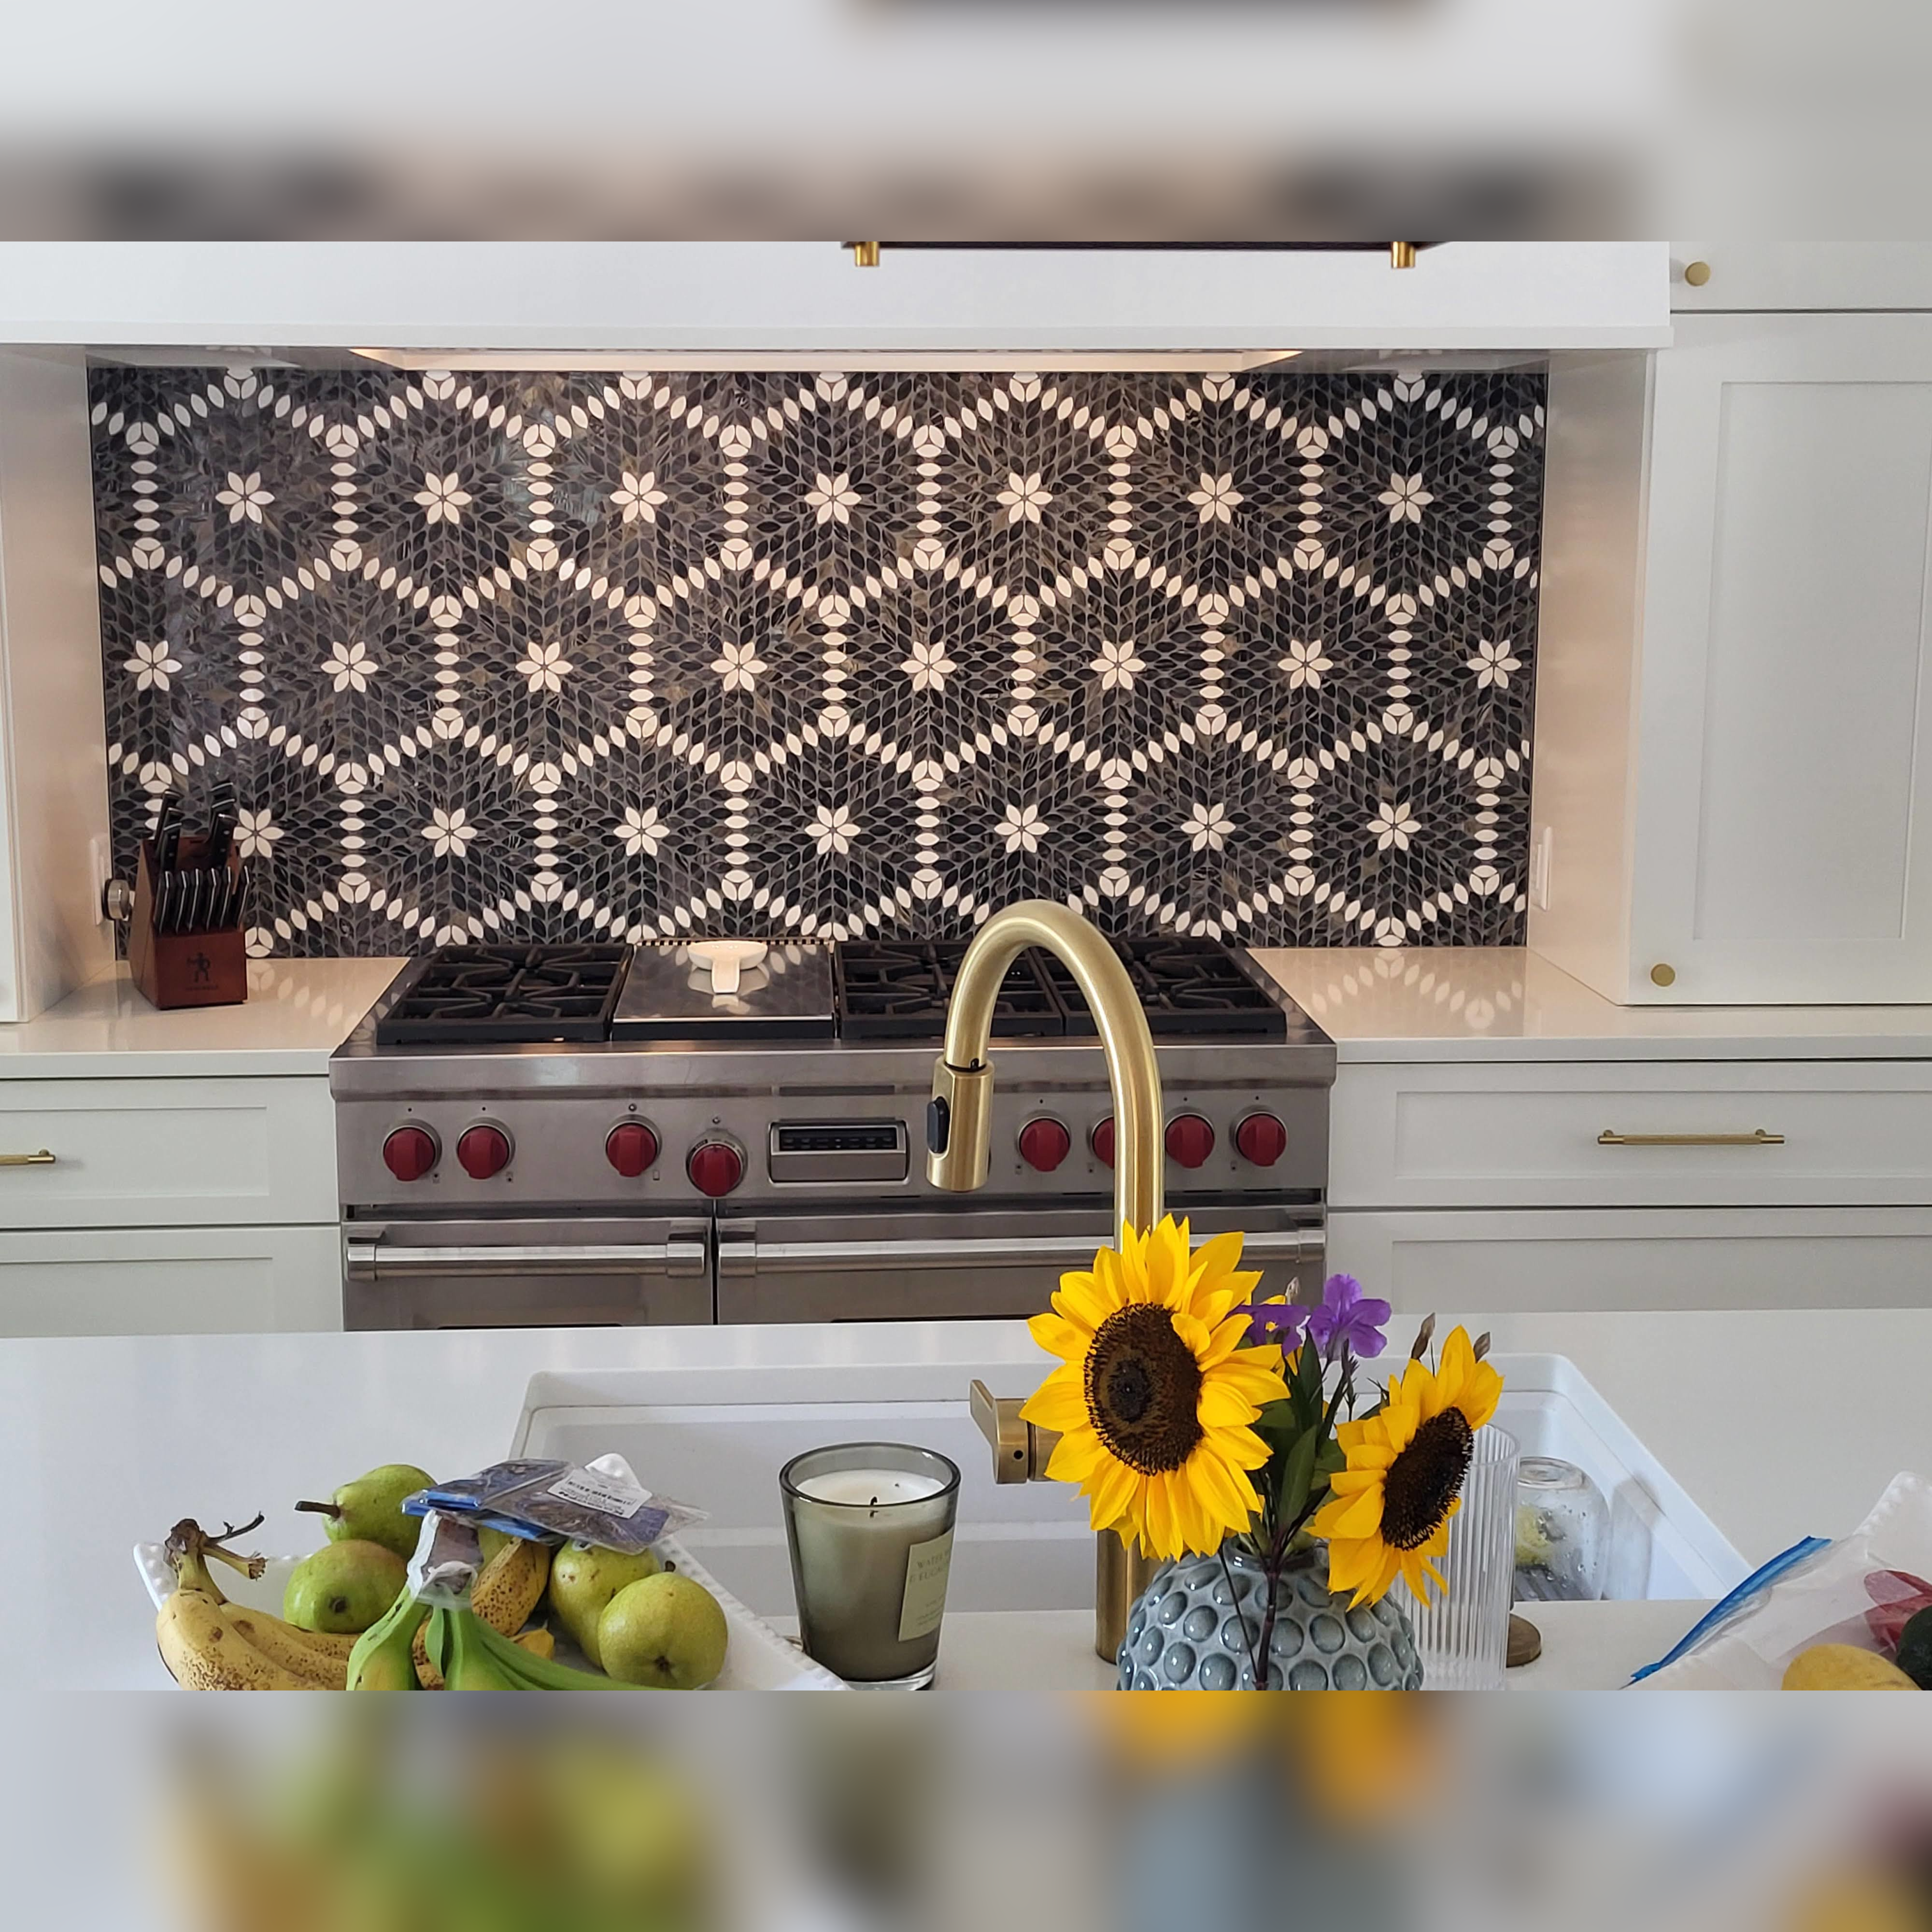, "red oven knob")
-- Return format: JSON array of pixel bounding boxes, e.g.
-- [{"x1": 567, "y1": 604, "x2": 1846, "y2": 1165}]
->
[
  {"x1": 687, "y1": 1139, "x2": 744, "y2": 1198},
  {"x1": 606, "y1": 1121, "x2": 660, "y2": 1178},
  {"x1": 1234, "y1": 1112, "x2": 1288, "y2": 1167},
  {"x1": 1018, "y1": 1117, "x2": 1072, "y2": 1173},
  {"x1": 382, "y1": 1125, "x2": 438, "y2": 1182},
  {"x1": 1091, "y1": 1117, "x2": 1115, "y2": 1168},
  {"x1": 456, "y1": 1124, "x2": 511, "y2": 1180},
  {"x1": 1165, "y1": 1113, "x2": 1216, "y2": 1169}
]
